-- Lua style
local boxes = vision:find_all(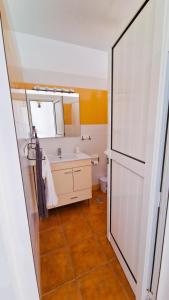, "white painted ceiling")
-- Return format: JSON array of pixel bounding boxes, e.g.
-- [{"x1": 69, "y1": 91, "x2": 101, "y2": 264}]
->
[{"x1": 6, "y1": 0, "x2": 143, "y2": 50}]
